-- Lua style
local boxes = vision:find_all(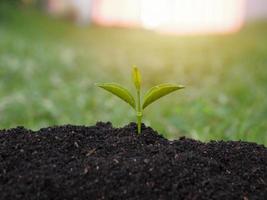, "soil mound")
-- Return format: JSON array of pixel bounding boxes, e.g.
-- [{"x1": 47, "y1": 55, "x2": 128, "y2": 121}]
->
[{"x1": 0, "y1": 122, "x2": 267, "y2": 200}]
